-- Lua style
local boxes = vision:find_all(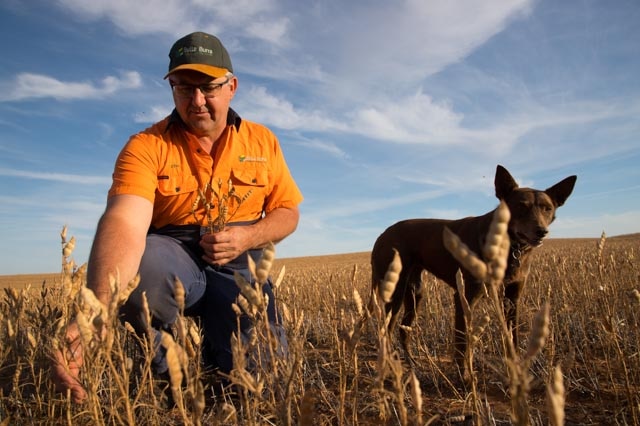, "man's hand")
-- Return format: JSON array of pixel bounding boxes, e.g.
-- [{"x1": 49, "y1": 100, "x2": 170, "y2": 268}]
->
[
  {"x1": 200, "y1": 207, "x2": 299, "y2": 266},
  {"x1": 51, "y1": 321, "x2": 87, "y2": 403},
  {"x1": 200, "y1": 226, "x2": 254, "y2": 266}
]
